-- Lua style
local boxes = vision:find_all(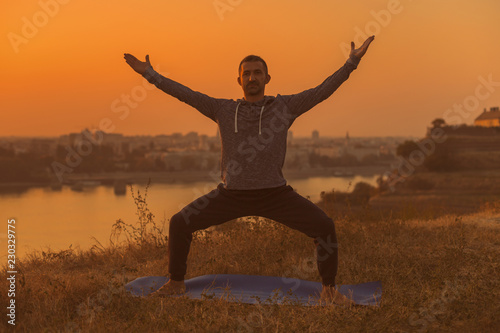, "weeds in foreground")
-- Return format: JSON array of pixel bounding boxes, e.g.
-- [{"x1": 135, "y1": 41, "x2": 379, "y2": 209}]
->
[{"x1": 111, "y1": 179, "x2": 167, "y2": 249}]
